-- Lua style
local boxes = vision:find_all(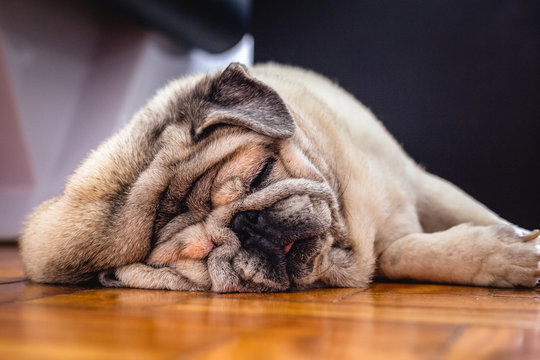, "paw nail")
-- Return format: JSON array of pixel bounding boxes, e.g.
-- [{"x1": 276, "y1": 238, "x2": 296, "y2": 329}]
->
[{"x1": 521, "y1": 229, "x2": 540, "y2": 242}]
